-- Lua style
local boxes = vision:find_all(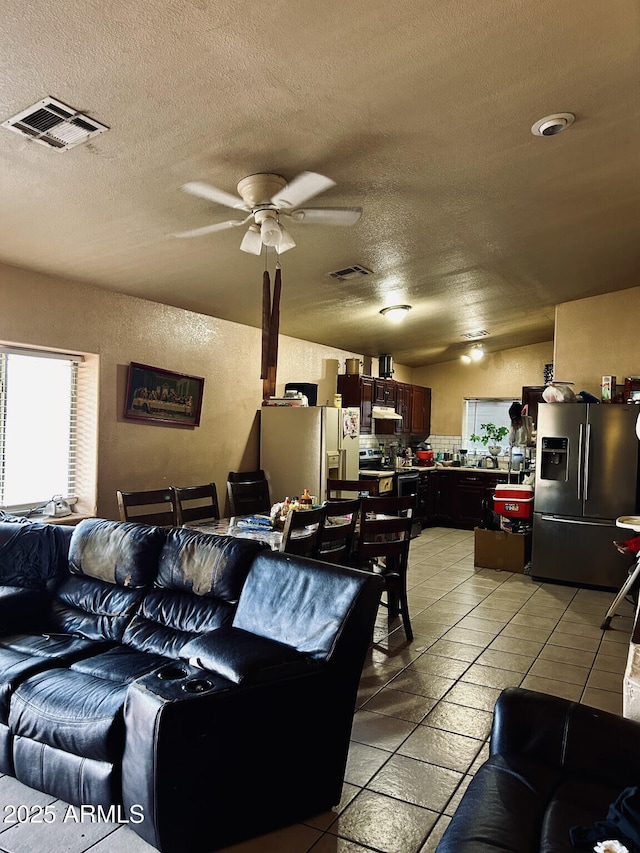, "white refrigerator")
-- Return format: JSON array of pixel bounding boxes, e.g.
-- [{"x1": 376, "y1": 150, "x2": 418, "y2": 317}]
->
[{"x1": 260, "y1": 406, "x2": 360, "y2": 505}]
